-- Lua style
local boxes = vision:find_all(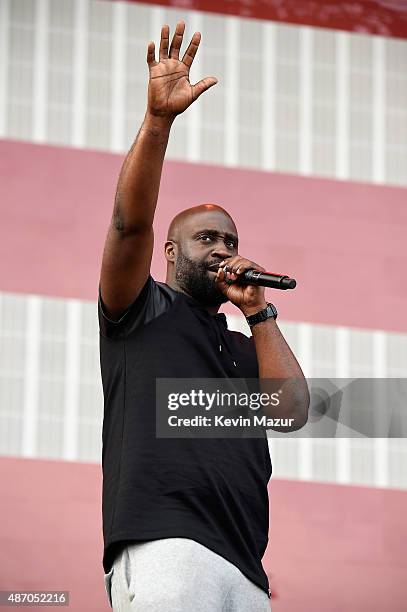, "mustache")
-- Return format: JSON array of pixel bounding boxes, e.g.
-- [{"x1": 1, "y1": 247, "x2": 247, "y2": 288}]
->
[{"x1": 206, "y1": 261, "x2": 224, "y2": 272}]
